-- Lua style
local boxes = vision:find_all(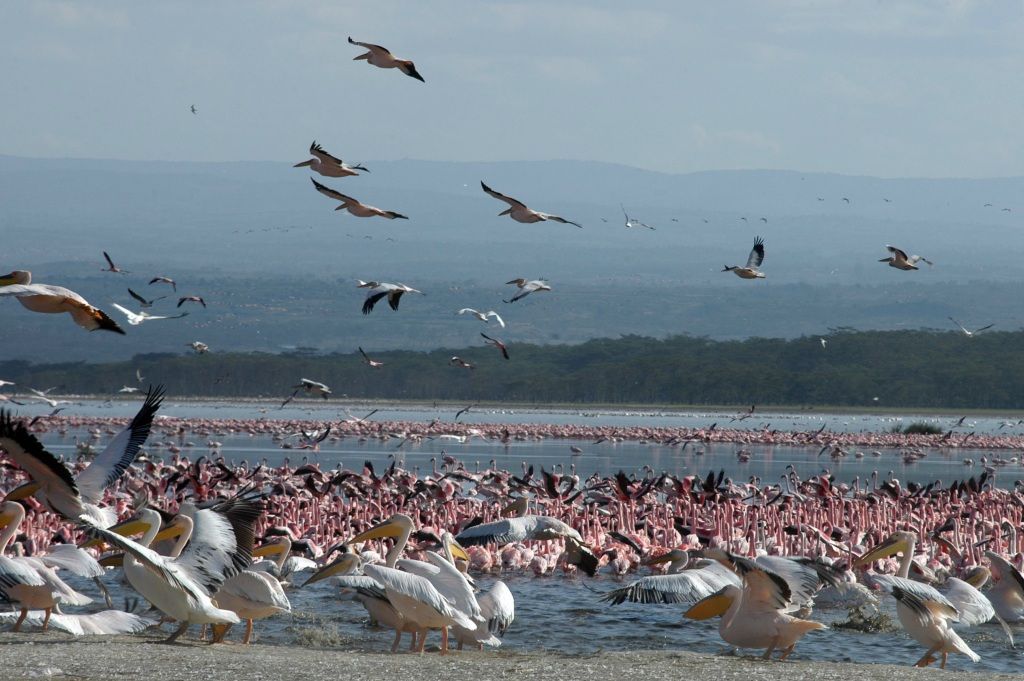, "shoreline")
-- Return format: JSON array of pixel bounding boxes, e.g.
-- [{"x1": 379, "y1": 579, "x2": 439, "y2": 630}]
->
[{"x1": 0, "y1": 634, "x2": 1013, "y2": 681}]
